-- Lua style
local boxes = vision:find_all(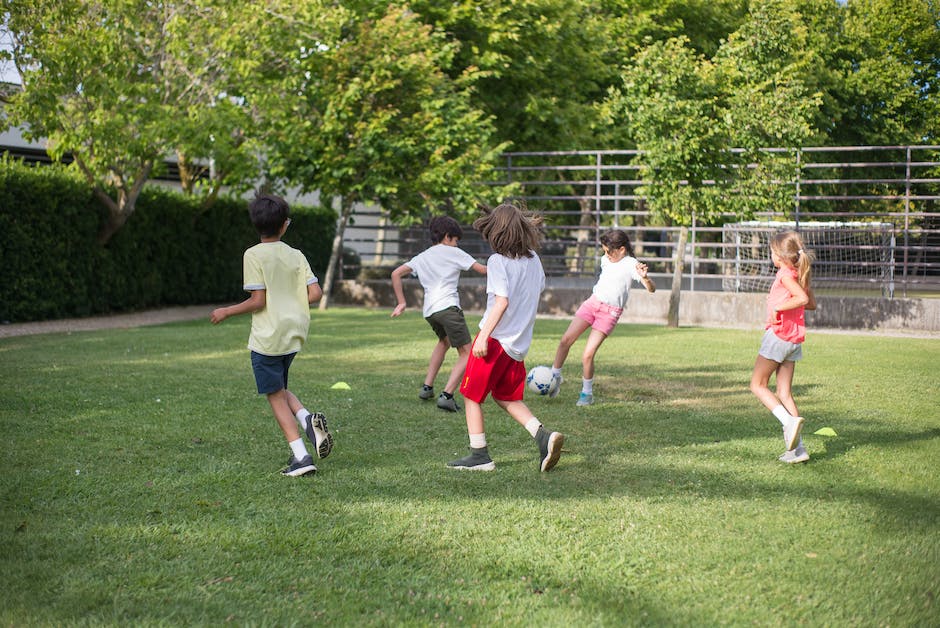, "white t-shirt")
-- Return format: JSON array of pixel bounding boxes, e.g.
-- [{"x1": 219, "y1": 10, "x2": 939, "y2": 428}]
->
[
  {"x1": 407, "y1": 244, "x2": 478, "y2": 317},
  {"x1": 481, "y1": 252, "x2": 545, "y2": 361},
  {"x1": 592, "y1": 255, "x2": 644, "y2": 309}
]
